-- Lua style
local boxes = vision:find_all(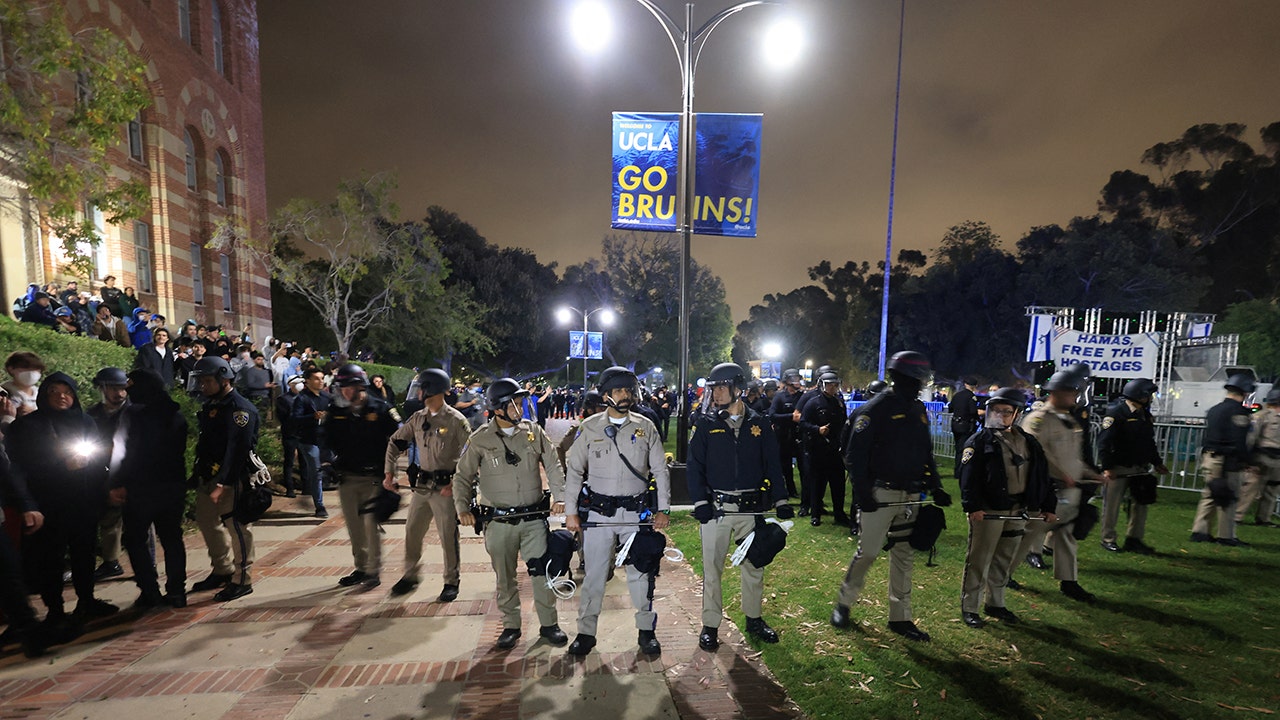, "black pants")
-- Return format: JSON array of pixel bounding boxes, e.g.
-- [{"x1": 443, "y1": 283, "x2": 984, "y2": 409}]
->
[
  {"x1": 808, "y1": 446, "x2": 846, "y2": 518},
  {"x1": 280, "y1": 434, "x2": 299, "y2": 494},
  {"x1": 776, "y1": 437, "x2": 798, "y2": 498},
  {"x1": 953, "y1": 433, "x2": 970, "y2": 478},
  {"x1": 25, "y1": 504, "x2": 100, "y2": 614},
  {"x1": 0, "y1": 526, "x2": 37, "y2": 629},
  {"x1": 798, "y1": 437, "x2": 814, "y2": 512},
  {"x1": 123, "y1": 489, "x2": 187, "y2": 597}
]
